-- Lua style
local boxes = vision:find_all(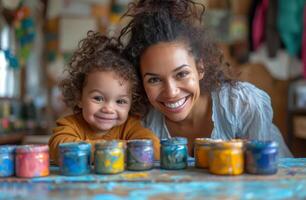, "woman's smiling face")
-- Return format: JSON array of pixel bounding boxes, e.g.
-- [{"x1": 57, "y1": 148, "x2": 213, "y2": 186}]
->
[{"x1": 140, "y1": 42, "x2": 204, "y2": 122}]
